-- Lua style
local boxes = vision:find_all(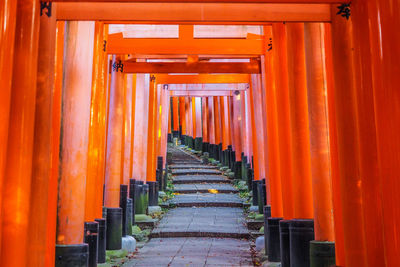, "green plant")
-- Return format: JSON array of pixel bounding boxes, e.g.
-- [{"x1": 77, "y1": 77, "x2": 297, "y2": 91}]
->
[{"x1": 132, "y1": 225, "x2": 150, "y2": 242}]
